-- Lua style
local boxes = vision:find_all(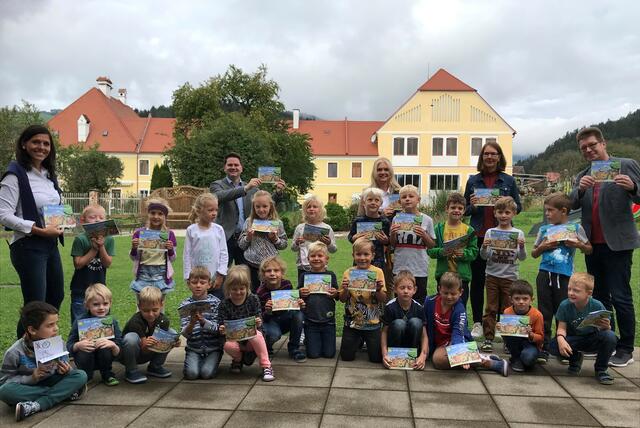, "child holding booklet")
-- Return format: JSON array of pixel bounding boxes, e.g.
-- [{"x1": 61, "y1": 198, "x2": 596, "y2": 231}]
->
[
  {"x1": 130, "y1": 198, "x2": 177, "y2": 295},
  {"x1": 218, "y1": 265, "x2": 275, "y2": 382},
  {"x1": 381, "y1": 271, "x2": 428, "y2": 370},
  {"x1": 0, "y1": 302, "x2": 88, "y2": 422},
  {"x1": 479, "y1": 196, "x2": 527, "y2": 352},
  {"x1": 291, "y1": 195, "x2": 337, "y2": 280},
  {"x1": 426, "y1": 272, "x2": 509, "y2": 376},
  {"x1": 66, "y1": 283, "x2": 122, "y2": 386},
  {"x1": 339, "y1": 237, "x2": 387, "y2": 363},
  {"x1": 121, "y1": 286, "x2": 175, "y2": 384},
  {"x1": 183, "y1": 192, "x2": 228, "y2": 300},
  {"x1": 69, "y1": 204, "x2": 115, "y2": 326},
  {"x1": 348, "y1": 187, "x2": 391, "y2": 271},
  {"x1": 531, "y1": 192, "x2": 592, "y2": 362},
  {"x1": 238, "y1": 190, "x2": 288, "y2": 292},
  {"x1": 389, "y1": 185, "x2": 435, "y2": 305},
  {"x1": 179, "y1": 267, "x2": 223, "y2": 380},
  {"x1": 256, "y1": 256, "x2": 306, "y2": 361},
  {"x1": 427, "y1": 192, "x2": 477, "y2": 306},
  {"x1": 299, "y1": 242, "x2": 339, "y2": 359},
  {"x1": 550, "y1": 272, "x2": 616, "y2": 384}
]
